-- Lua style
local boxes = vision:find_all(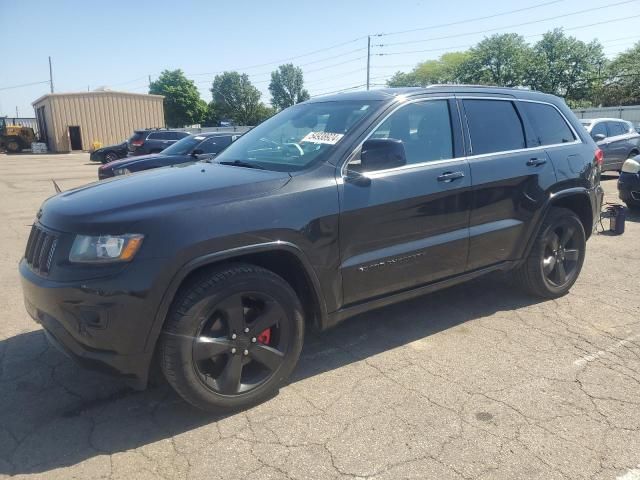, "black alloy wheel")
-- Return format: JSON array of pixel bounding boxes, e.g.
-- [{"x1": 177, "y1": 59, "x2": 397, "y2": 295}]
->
[
  {"x1": 541, "y1": 221, "x2": 581, "y2": 288},
  {"x1": 192, "y1": 291, "x2": 289, "y2": 395},
  {"x1": 104, "y1": 151, "x2": 118, "y2": 163},
  {"x1": 160, "y1": 264, "x2": 304, "y2": 411}
]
